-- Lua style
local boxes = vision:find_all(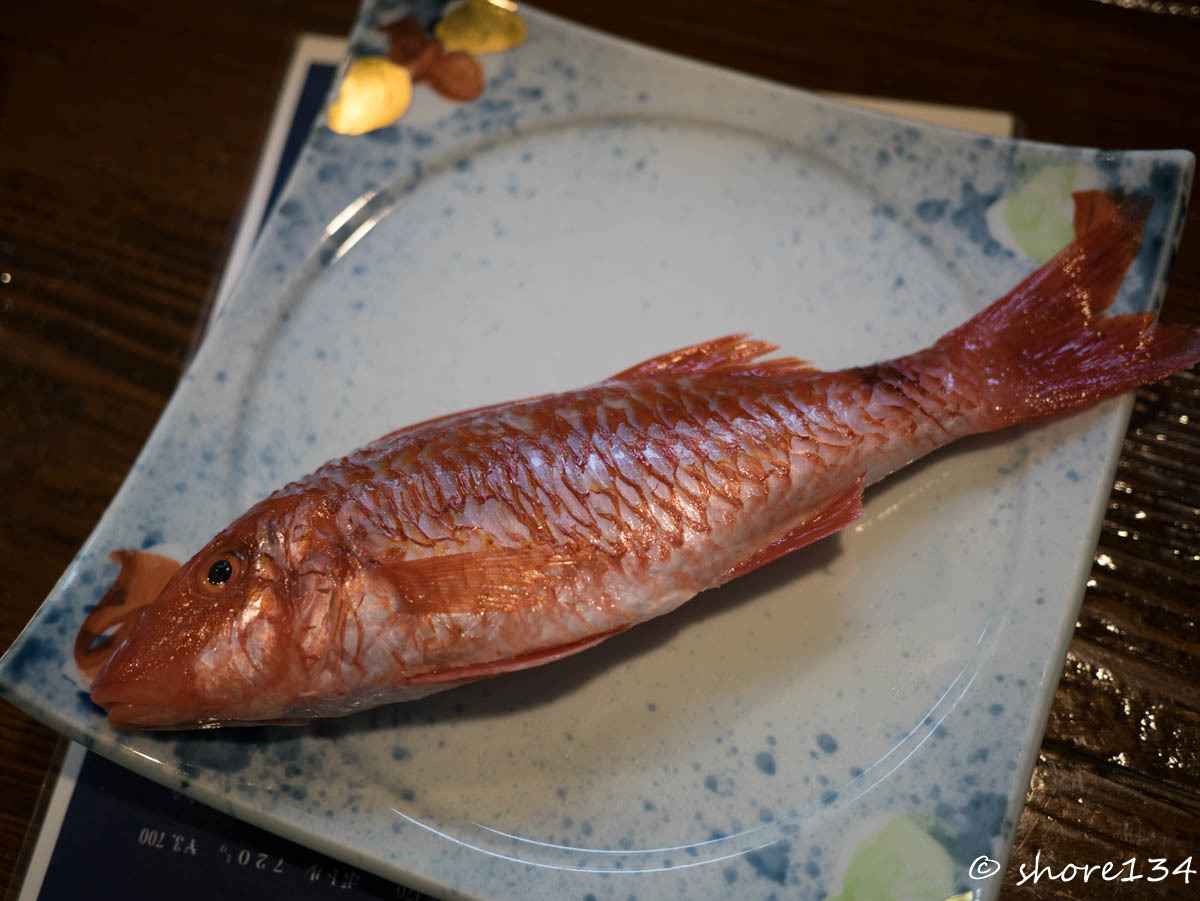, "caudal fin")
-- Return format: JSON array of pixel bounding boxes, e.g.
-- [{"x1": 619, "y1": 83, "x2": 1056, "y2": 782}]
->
[{"x1": 933, "y1": 193, "x2": 1200, "y2": 428}]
